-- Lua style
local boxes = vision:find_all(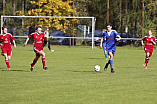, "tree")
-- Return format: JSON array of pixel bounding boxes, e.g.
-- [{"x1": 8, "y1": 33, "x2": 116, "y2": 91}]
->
[{"x1": 16, "y1": 0, "x2": 77, "y2": 33}]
